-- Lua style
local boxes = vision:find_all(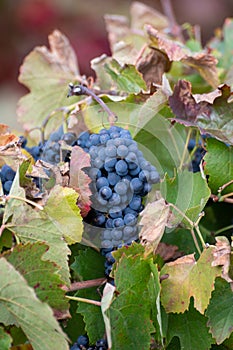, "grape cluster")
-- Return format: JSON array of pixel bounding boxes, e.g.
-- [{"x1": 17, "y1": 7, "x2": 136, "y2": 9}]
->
[
  {"x1": 76, "y1": 126, "x2": 160, "y2": 252},
  {"x1": 70, "y1": 335, "x2": 107, "y2": 350},
  {"x1": 40, "y1": 126, "x2": 76, "y2": 164},
  {"x1": 0, "y1": 164, "x2": 16, "y2": 194},
  {"x1": 20, "y1": 136, "x2": 44, "y2": 161},
  {"x1": 188, "y1": 139, "x2": 206, "y2": 173}
]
